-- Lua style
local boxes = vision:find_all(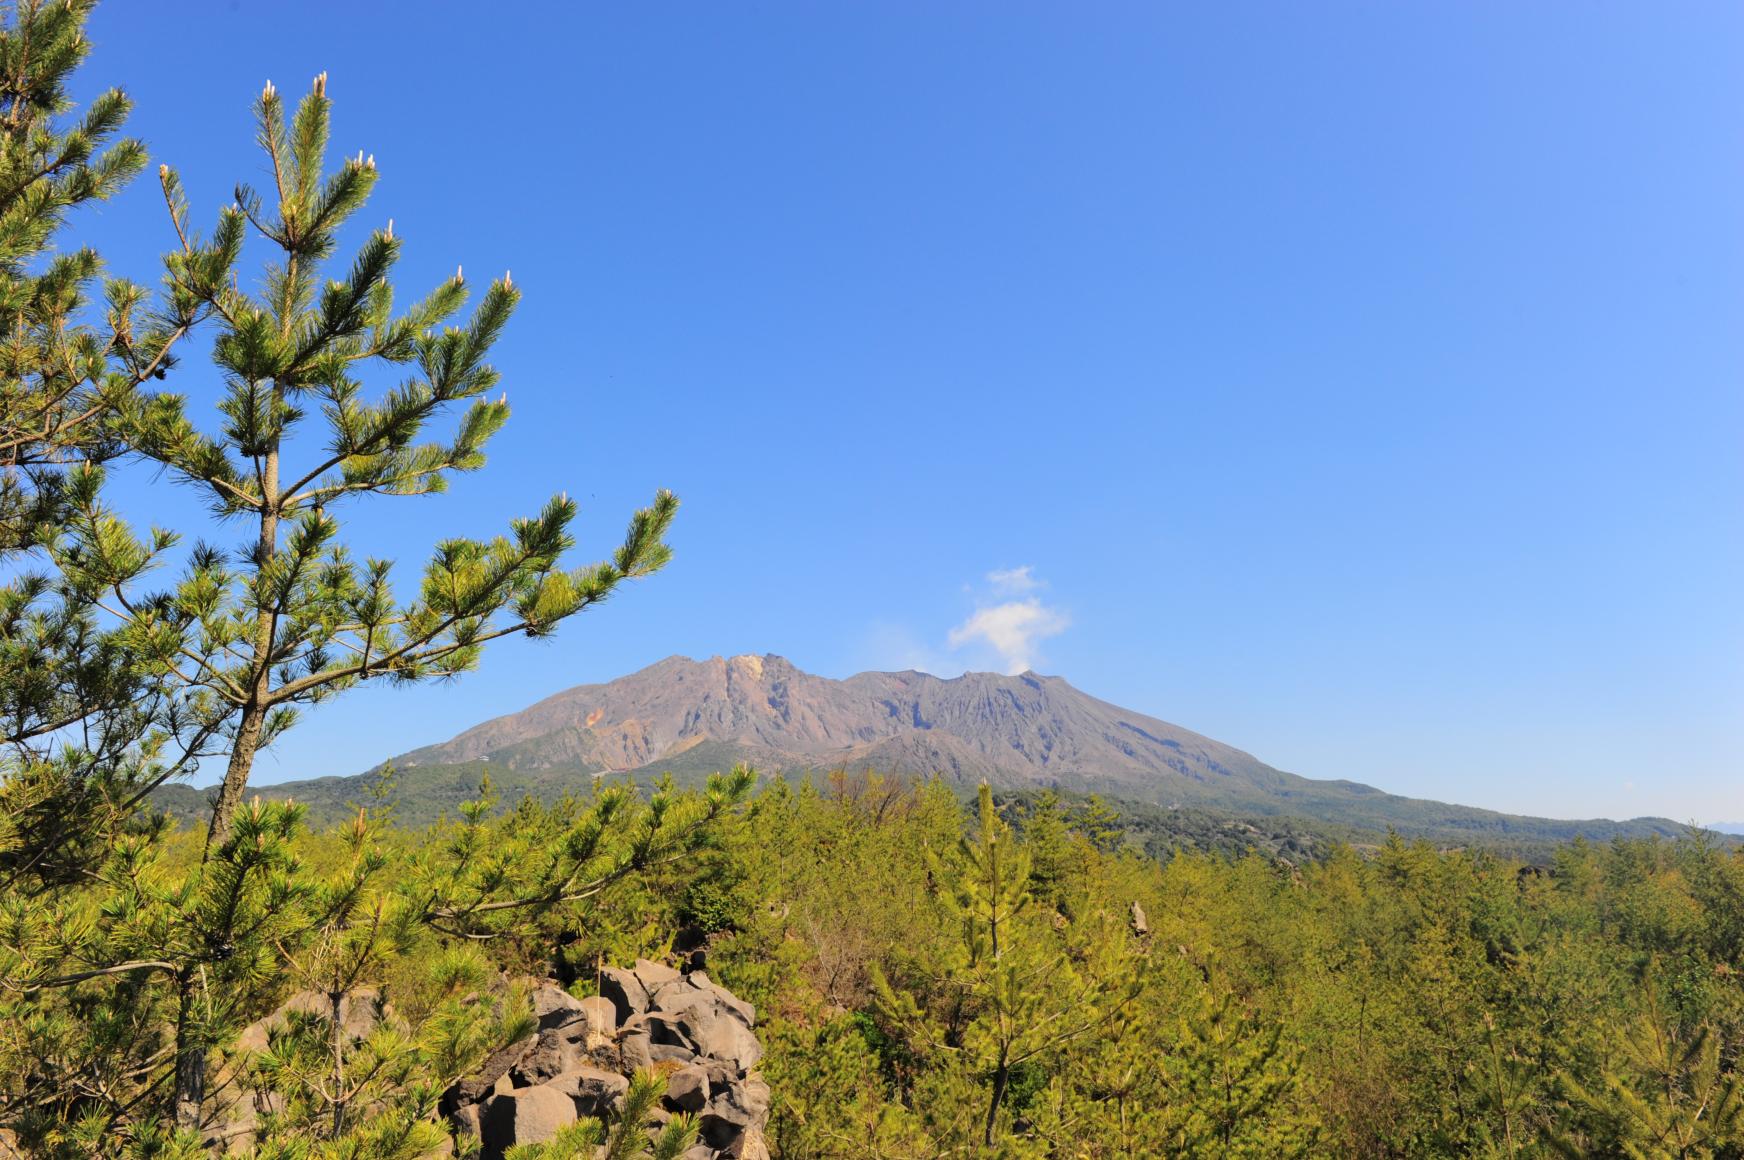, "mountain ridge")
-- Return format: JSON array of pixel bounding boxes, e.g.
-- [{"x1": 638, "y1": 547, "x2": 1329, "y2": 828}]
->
[
  {"x1": 396, "y1": 652, "x2": 1290, "y2": 798},
  {"x1": 154, "y1": 653, "x2": 1705, "y2": 850}
]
